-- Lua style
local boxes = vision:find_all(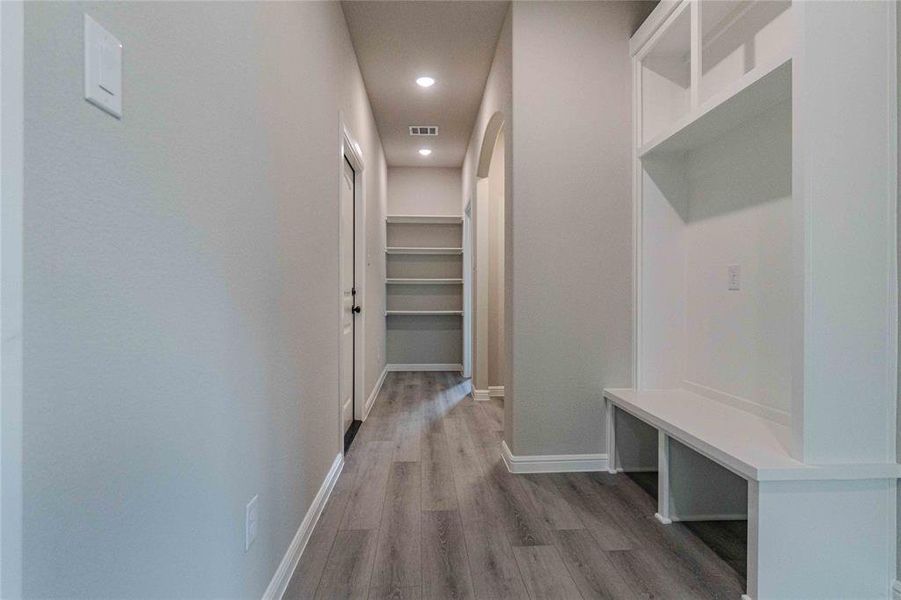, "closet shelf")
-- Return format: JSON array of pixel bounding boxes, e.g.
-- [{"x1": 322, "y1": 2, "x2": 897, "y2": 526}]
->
[
  {"x1": 386, "y1": 247, "x2": 463, "y2": 255},
  {"x1": 386, "y1": 278, "x2": 463, "y2": 285},
  {"x1": 386, "y1": 215, "x2": 463, "y2": 224},
  {"x1": 385, "y1": 310, "x2": 463, "y2": 316},
  {"x1": 639, "y1": 55, "x2": 791, "y2": 159}
]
